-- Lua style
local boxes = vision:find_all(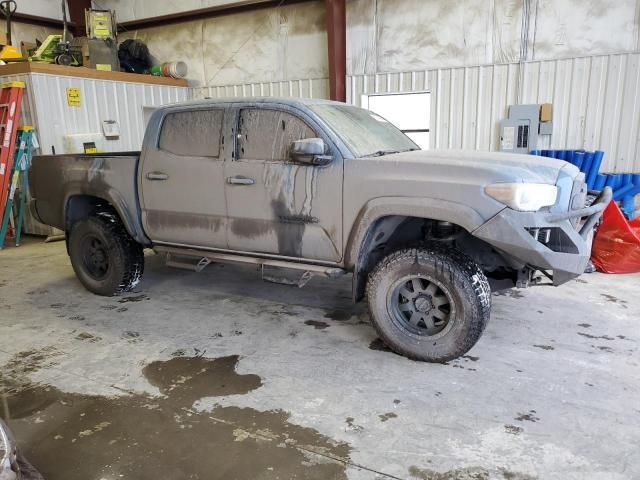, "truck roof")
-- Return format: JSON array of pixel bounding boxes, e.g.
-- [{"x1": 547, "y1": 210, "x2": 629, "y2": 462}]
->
[{"x1": 159, "y1": 97, "x2": 346, "y2": 110}]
